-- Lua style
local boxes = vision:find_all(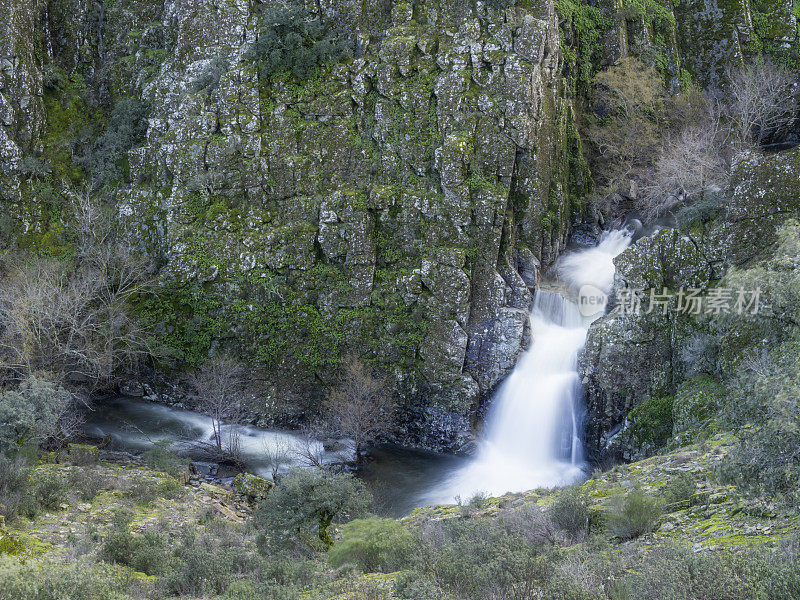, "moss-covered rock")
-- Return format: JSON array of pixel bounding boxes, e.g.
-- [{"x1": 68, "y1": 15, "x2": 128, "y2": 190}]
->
[{"x1": 231, "y1": 472, "x2": 274, "y2": 503}]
